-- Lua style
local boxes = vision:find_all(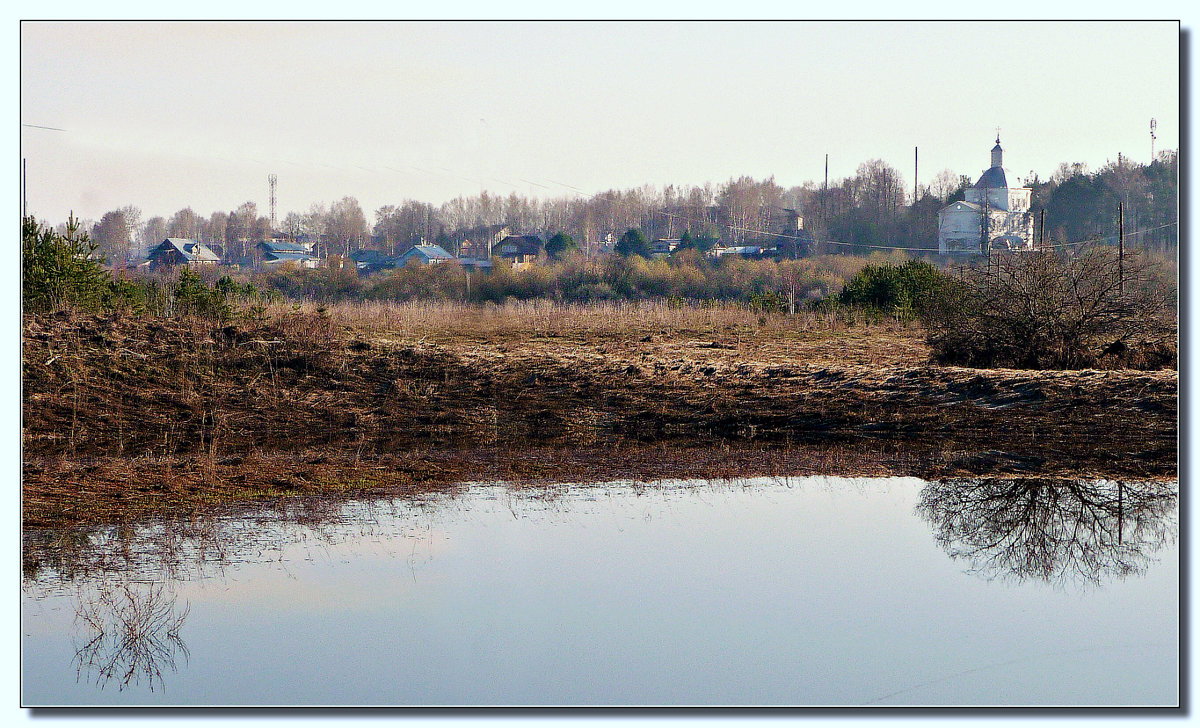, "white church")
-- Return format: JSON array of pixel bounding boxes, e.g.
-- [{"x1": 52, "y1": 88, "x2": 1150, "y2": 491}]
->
[{"x1": 937, "y1": 137, "x2": 1036, "y2": 255}]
